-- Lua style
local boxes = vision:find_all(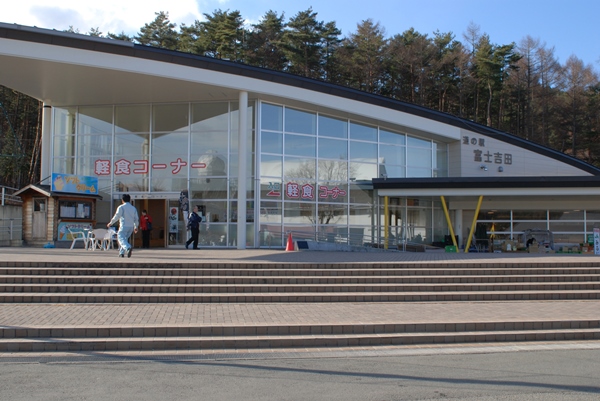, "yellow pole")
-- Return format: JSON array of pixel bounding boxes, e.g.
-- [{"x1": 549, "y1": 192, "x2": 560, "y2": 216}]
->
[
  {"x1": 465, "y1": 195, "x2": 483, "y2": 253},
  {"x1": 440, "y1": 196, "x2": 457, "y2": 248},
  {"x1": 384, "y1": 196, "x2": 389, "y2": 250}
]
